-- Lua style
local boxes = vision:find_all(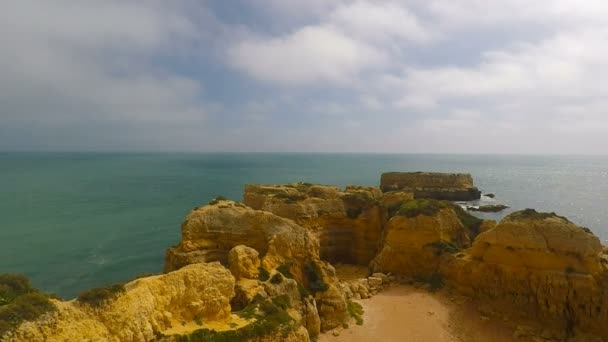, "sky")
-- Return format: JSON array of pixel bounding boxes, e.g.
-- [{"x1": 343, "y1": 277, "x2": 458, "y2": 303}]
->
[{"x1": 1, "y1": 0, "x2": 607, "y2": 154}]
